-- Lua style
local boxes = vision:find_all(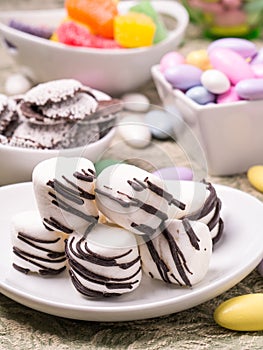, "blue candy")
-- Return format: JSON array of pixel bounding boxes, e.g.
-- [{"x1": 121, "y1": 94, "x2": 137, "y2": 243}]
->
[{"x1": 185, "y1": 86, "x2": 216, "y2": 105}]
